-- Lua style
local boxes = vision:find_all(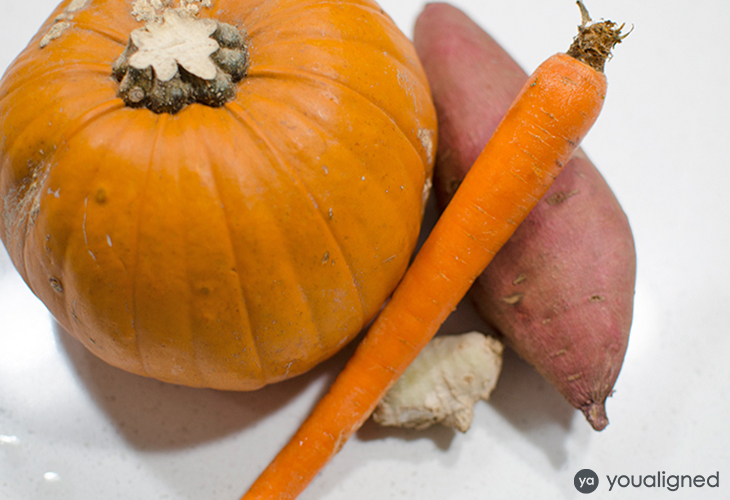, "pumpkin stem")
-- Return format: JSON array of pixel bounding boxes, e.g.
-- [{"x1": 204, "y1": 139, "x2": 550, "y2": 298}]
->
[{"x1": 113, "y1": 8, "x2": 248, "y2": 114}]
